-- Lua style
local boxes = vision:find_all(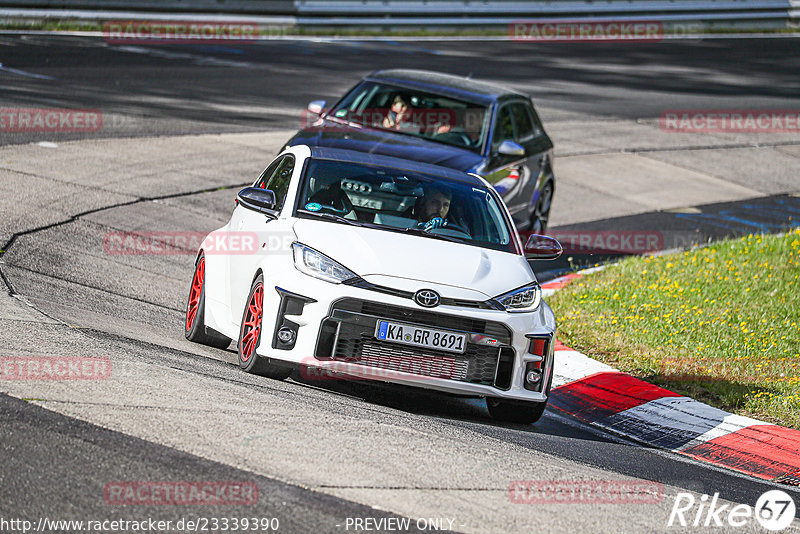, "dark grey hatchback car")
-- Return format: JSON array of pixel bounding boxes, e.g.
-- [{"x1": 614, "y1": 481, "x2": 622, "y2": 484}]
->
[{"x1": 285, "y1": 69, "x2": 556, "y2": 232}]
